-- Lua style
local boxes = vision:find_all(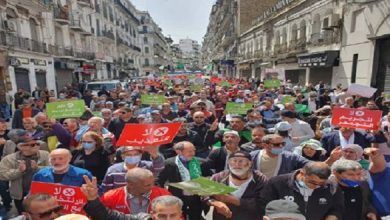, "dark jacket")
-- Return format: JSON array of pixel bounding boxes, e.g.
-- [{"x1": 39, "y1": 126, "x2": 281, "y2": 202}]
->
[
  {"x1": 84, "y1": 199, "x2": 151, "y2": 220},
  {"x1": 204, "y1": 147, "x2": 229, "y2": 174},
  {"x1": 210, "y1": 170, "x2": 268, "y2": 220},
  {"x1": 108, "y1": 117, "x2": 138, "y2": 140},
  {"x1": 260, "y1": 171, "x2": 344, "y2": 219},
  {"x1": 11, "y1": 107, "x2": 40, "y2": 129},
  {"x1": 157, "y1": 157, "x2": 212, "y2": 198},
  {"x1": 240, "y1": 142, "x2": 259, "y2": 153},
  {"x1": 321, "y1": 131, "x2": 375, "y2": 157},
  {"x1": 188, "y1": 122, "x2": 217, "y2": 148}
]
